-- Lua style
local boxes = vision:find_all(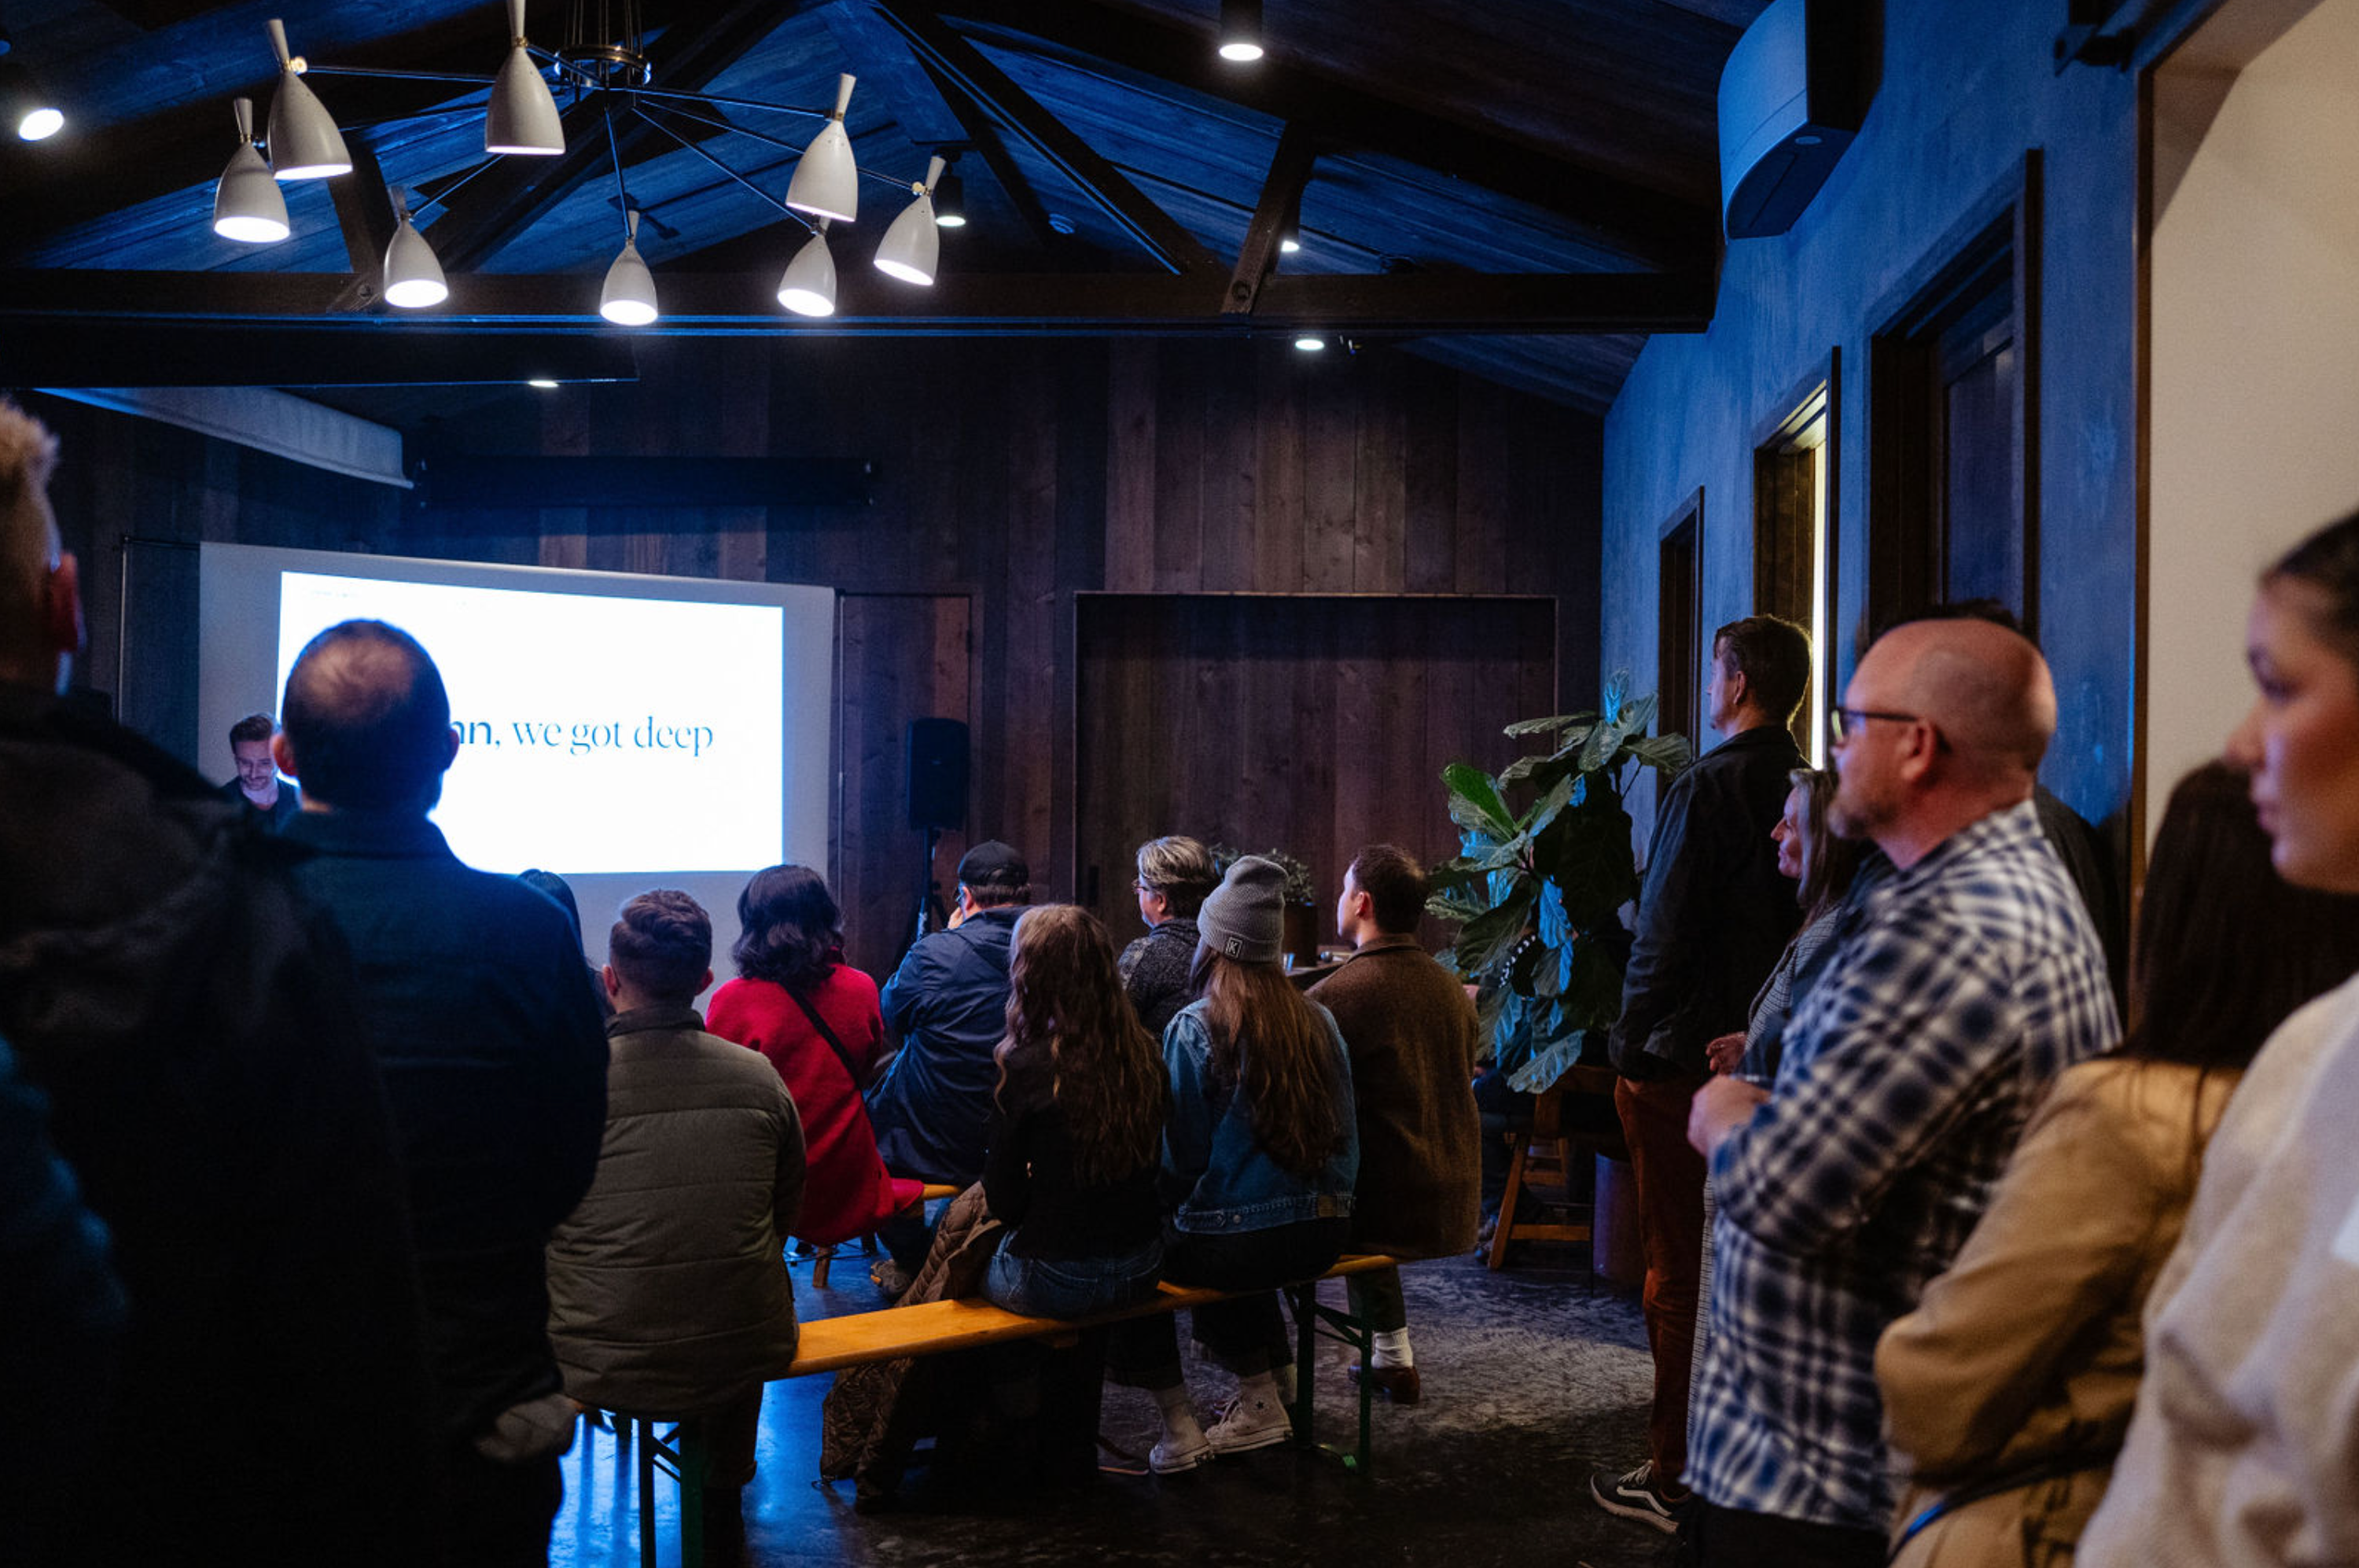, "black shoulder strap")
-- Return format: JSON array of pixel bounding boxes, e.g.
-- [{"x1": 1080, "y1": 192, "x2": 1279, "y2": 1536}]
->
[{"x1": 783, "y1": 983, "x2": 867, "y2": 1088}]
